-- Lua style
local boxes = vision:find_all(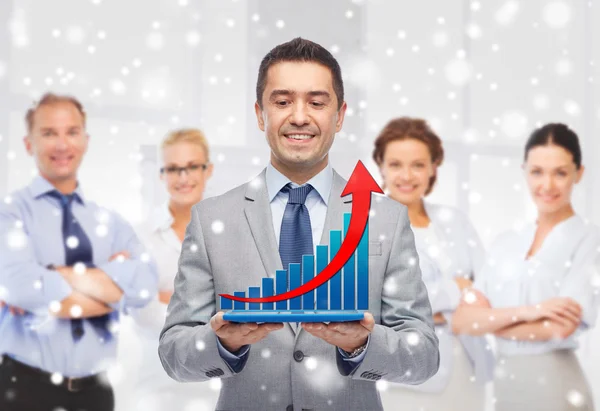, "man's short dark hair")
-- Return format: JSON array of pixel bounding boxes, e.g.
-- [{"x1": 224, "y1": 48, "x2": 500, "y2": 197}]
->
[{"x1": 256, "y1": 37, "x2": 344, "y2": 110}]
